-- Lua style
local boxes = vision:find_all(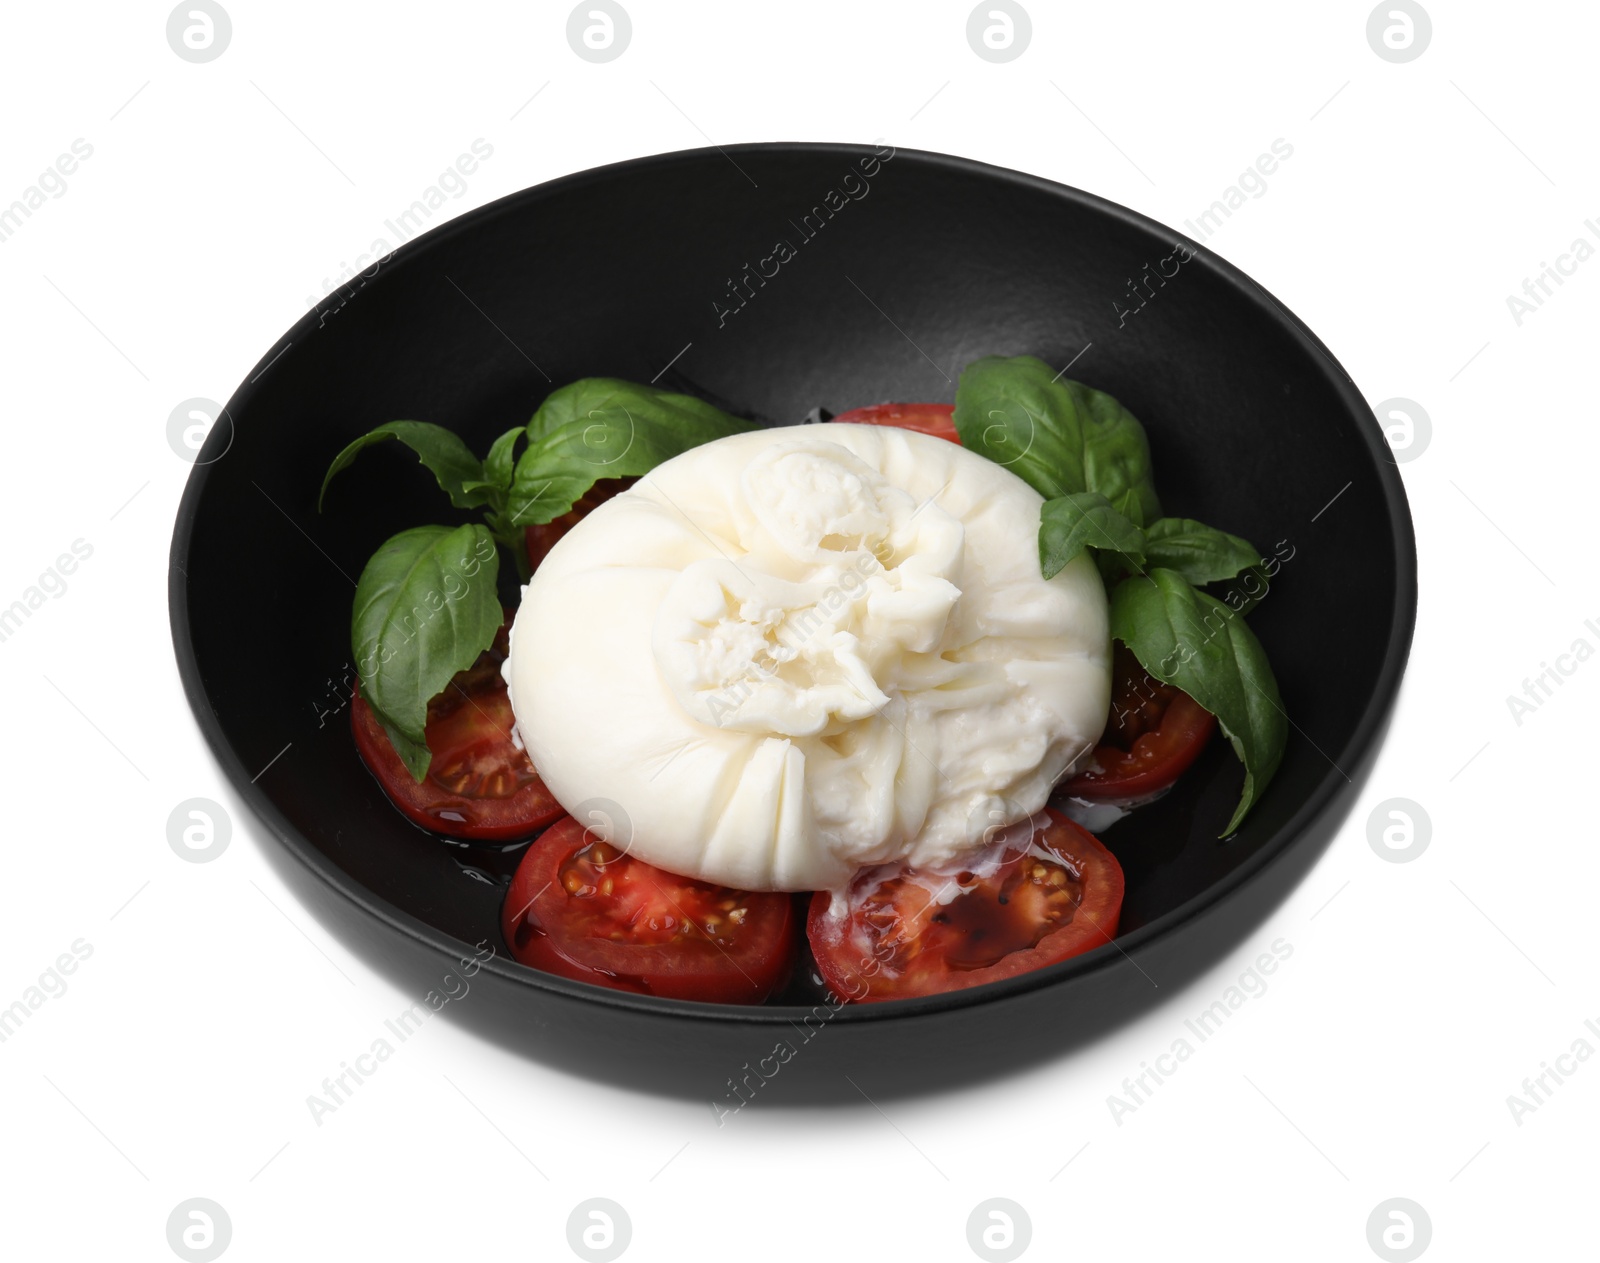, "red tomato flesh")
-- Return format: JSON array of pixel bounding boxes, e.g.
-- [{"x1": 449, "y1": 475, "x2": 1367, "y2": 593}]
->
[
  {"x1": 351, "y1": 620, "x2": 563, "y2": 842},
  {"x1": 807, "y1": 809, "x2": 1124, "y2": 1003},
  {"x1": 1065, "y1": 645, "x2": 1217, "y2": 802},
  {"x1": 832, "y1": 402, "x2": 960, "y2": 443},
  {"x1": 502, "y1": 816, "x2": 796, "y2": 1004},
  {"x1": 524, "y1": 476, "x2": 638, "y2": 572}
]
